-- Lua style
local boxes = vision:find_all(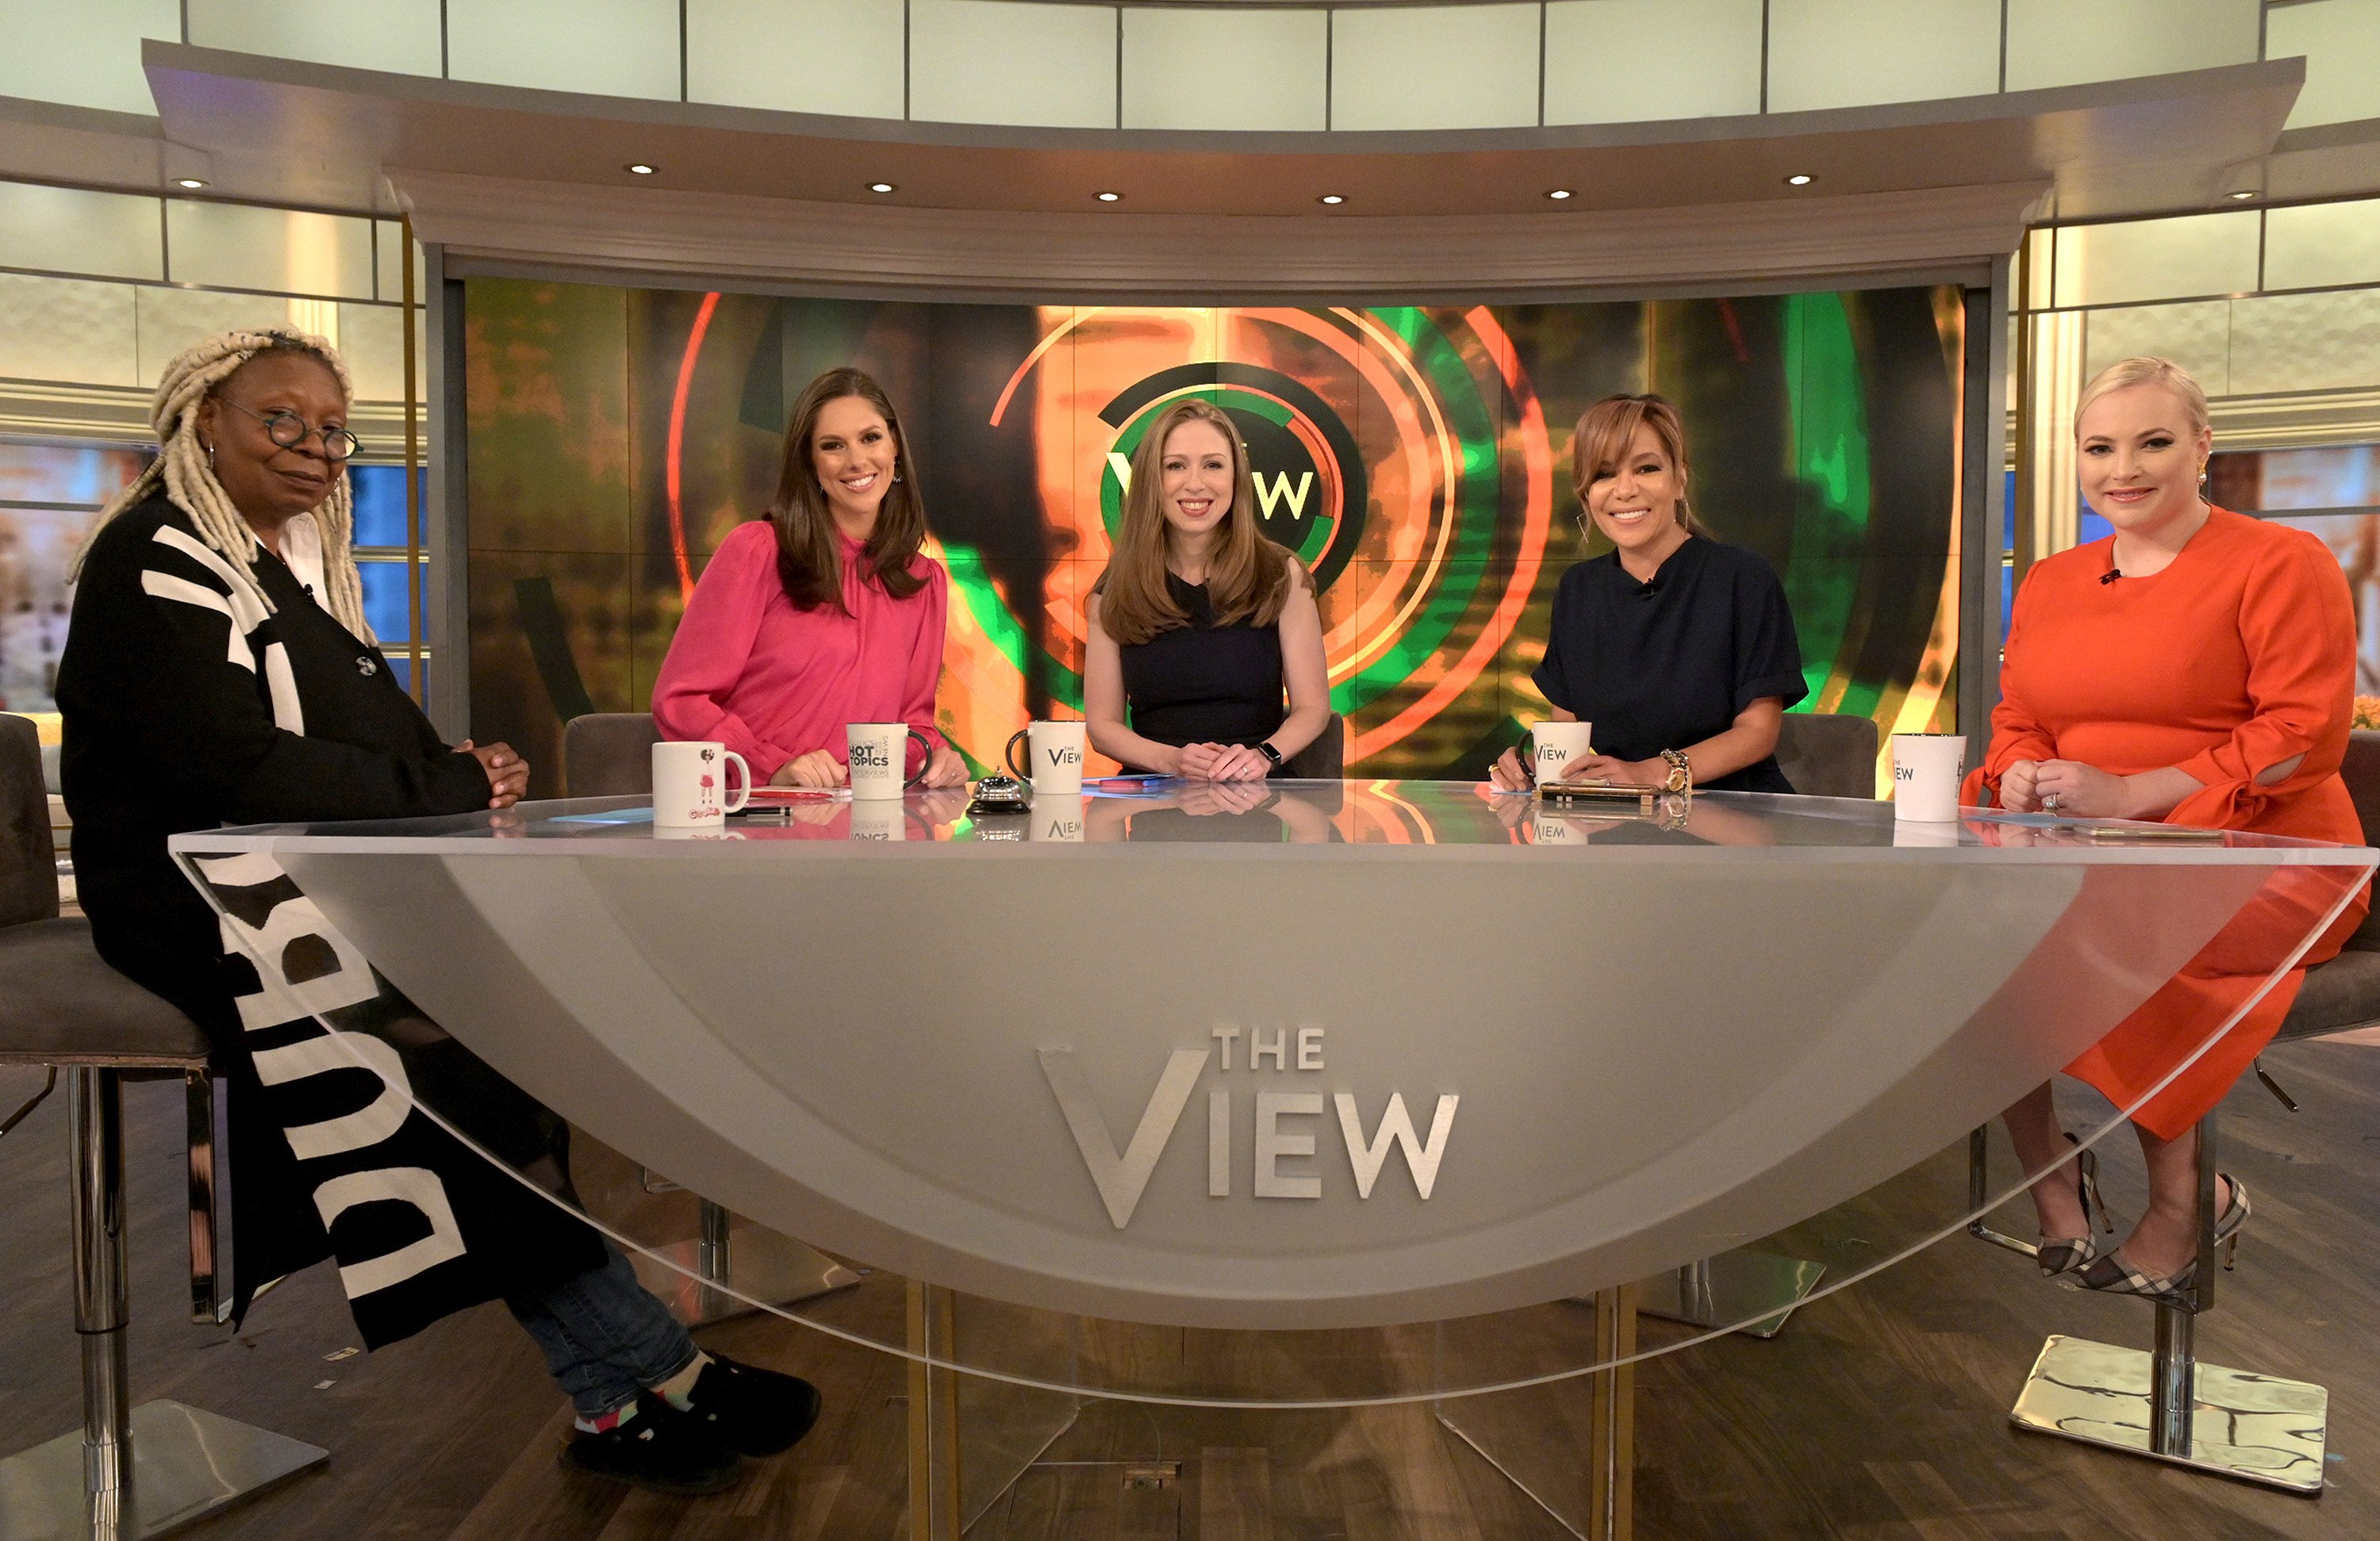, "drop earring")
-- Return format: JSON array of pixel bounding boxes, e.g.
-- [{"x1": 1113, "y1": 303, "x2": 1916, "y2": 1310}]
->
[{"x1": 892, "y1": 466, "x2": 902, "y2": 483}]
